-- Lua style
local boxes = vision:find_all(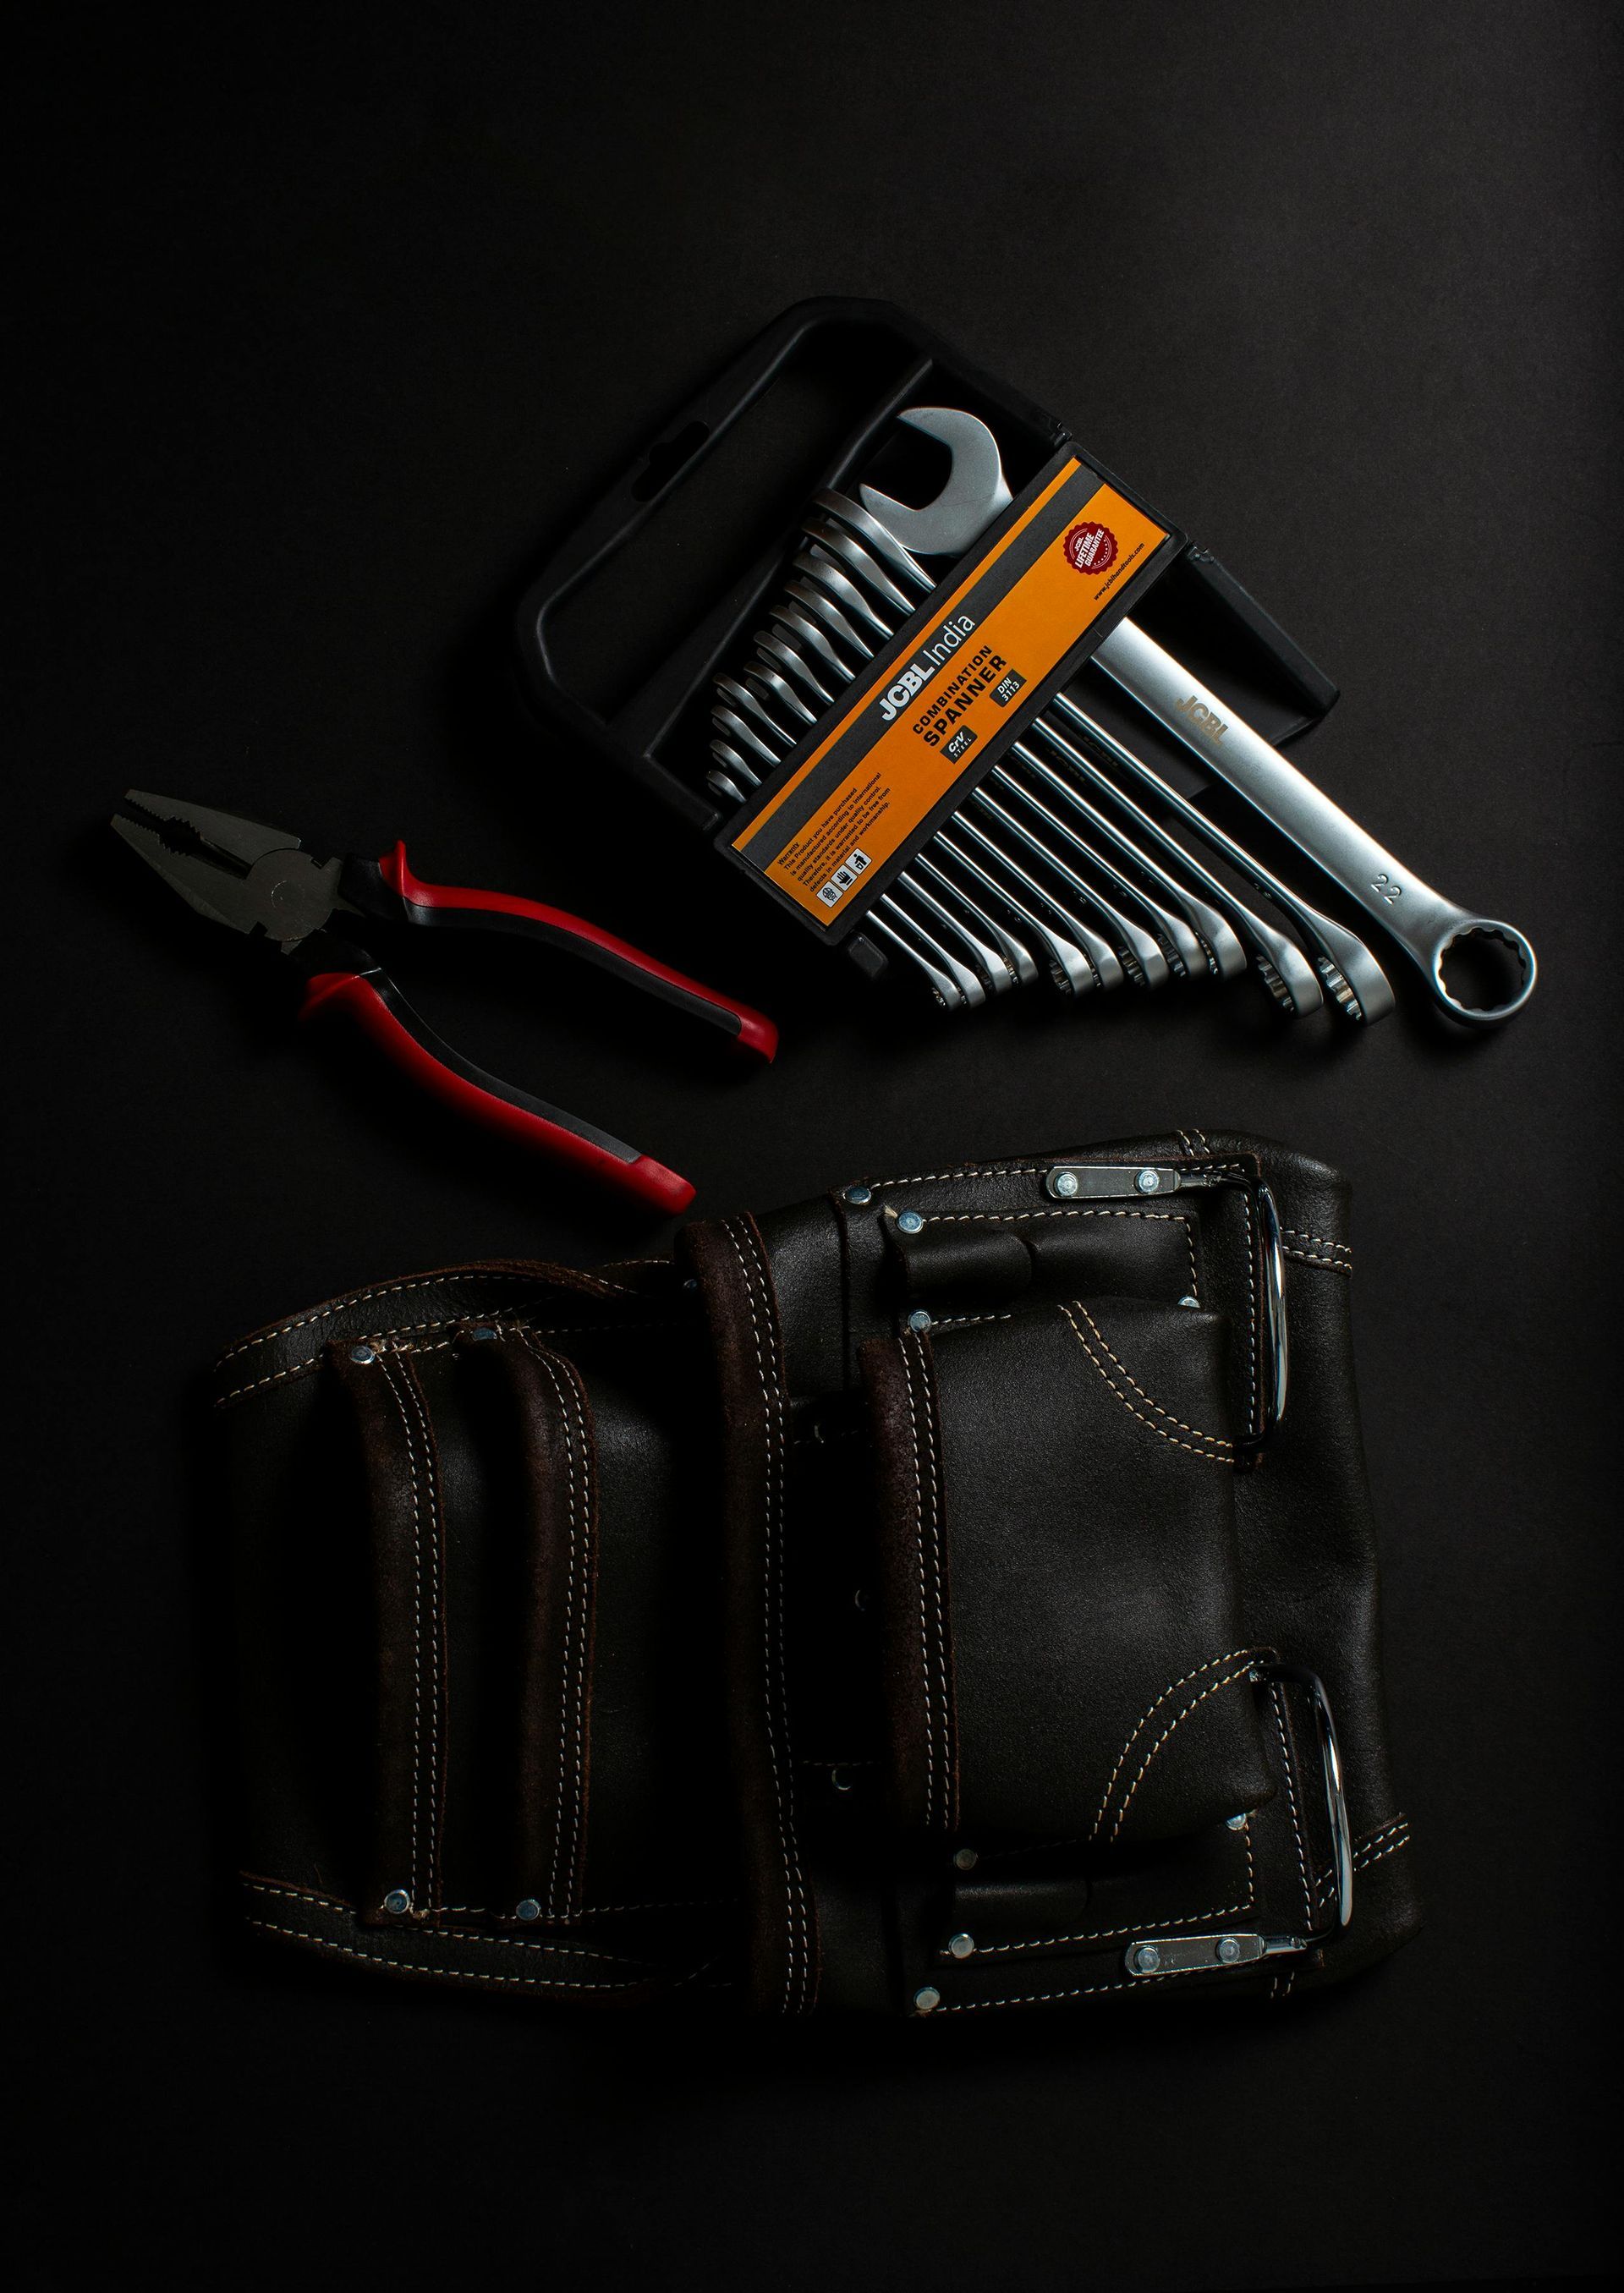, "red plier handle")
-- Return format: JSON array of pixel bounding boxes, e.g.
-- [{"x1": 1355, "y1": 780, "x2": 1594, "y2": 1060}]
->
[
  {"x1": 373, "y1": 845, "x2": 777, "y2": 1059},
  {"x1": 297, "y1": 843, "x2": 777, "y2": 1214}
]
